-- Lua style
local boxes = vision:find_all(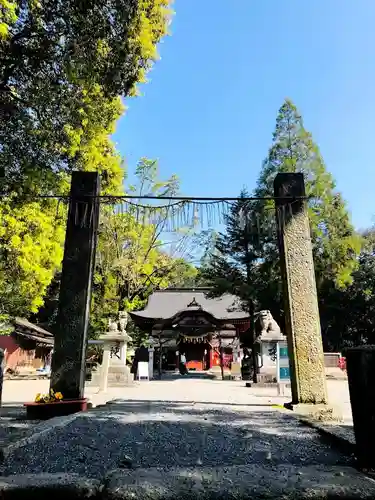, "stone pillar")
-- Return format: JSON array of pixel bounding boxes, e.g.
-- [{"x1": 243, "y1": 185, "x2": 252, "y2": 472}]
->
[
  {"x1": 119, "y1": 343, "x2": 127, "y2": 364},
  {"x1": 99, "y1": 346, "x2": 111, "y2": 393},
  {"x1": 50, "y1": 172, "x2": 100, "y2": 400},
  {"x1": 345, "y1": 346, "x2": 375, "y2": 468},
  {"x1": 274, "y1": 173, "x2": 327, "y2": 404},
  {"x1": 148, "y1": 347, "x2": 154, "y2": 380}
]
